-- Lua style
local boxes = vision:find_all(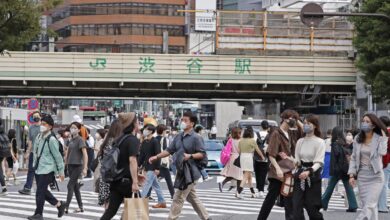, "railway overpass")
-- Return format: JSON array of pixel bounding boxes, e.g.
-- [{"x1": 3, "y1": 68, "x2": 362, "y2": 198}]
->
[{"x1": 0, "y1": 52, "x2": 356, "y2": 101}]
